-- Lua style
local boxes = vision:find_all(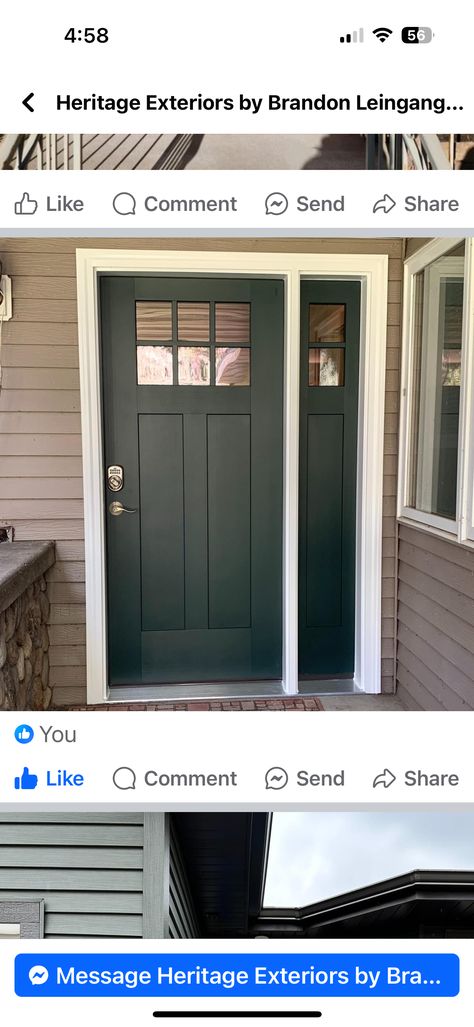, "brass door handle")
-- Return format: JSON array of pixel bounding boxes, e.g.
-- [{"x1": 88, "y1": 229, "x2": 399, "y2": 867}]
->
[{"x1": 109, "y1": 501, "x2": 137, "y2": 517}]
